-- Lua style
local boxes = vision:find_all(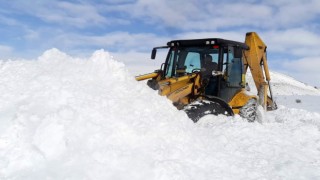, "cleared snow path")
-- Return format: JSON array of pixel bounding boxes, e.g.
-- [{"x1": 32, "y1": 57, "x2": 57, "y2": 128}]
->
[{"x1": 0, "y1": 49, "x2": 320, "y2": 180}]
